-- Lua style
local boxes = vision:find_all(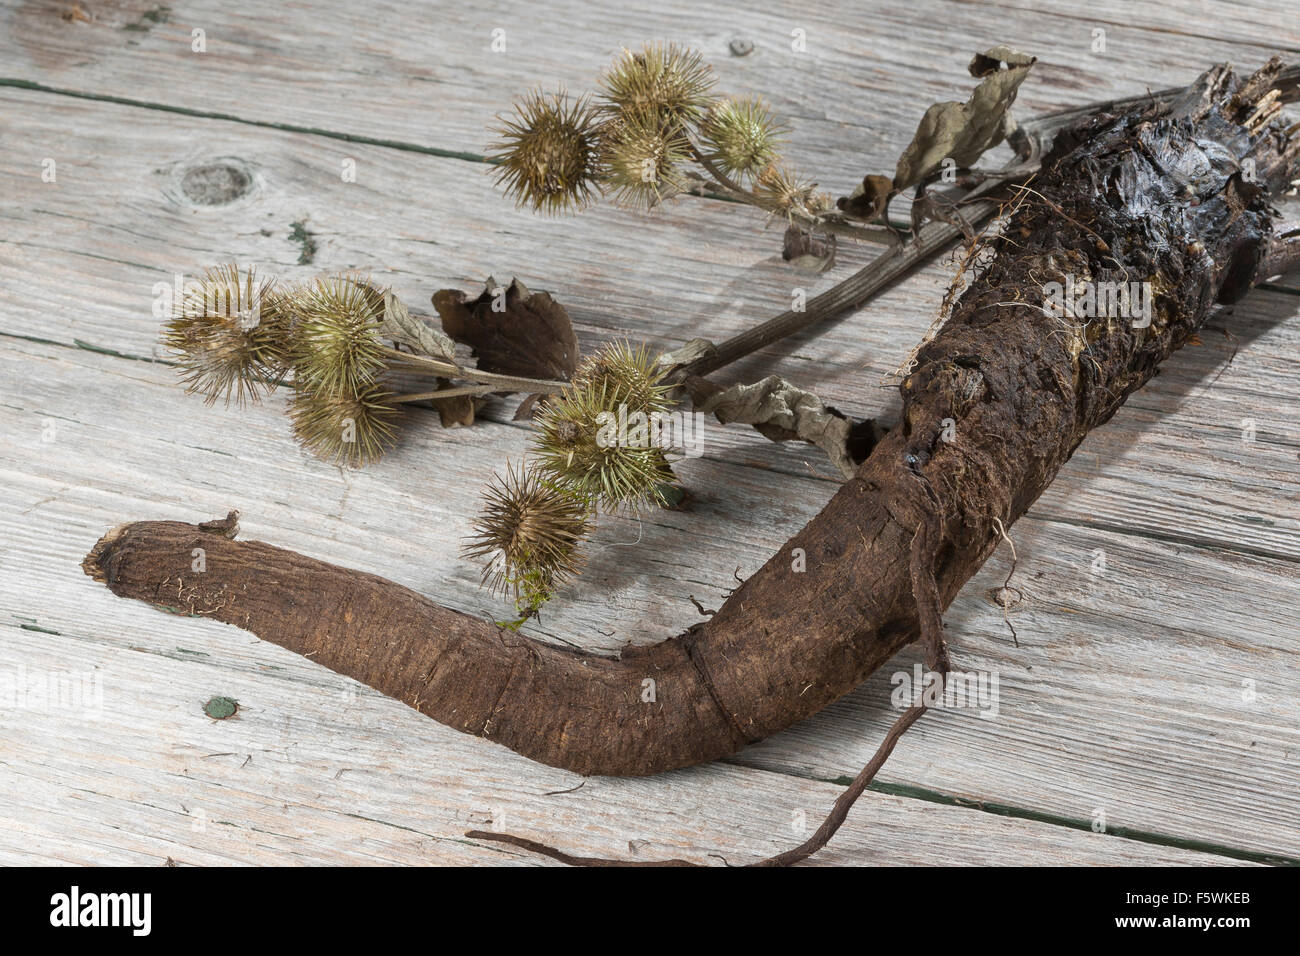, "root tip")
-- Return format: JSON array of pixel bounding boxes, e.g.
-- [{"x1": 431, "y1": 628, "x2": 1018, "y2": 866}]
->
[
  {"x1": 81, "y1": 520, "x2": 134, "y2": 584},
  {"x1": 82, "y1": 511, "x2": 240, "y2": 587}
]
